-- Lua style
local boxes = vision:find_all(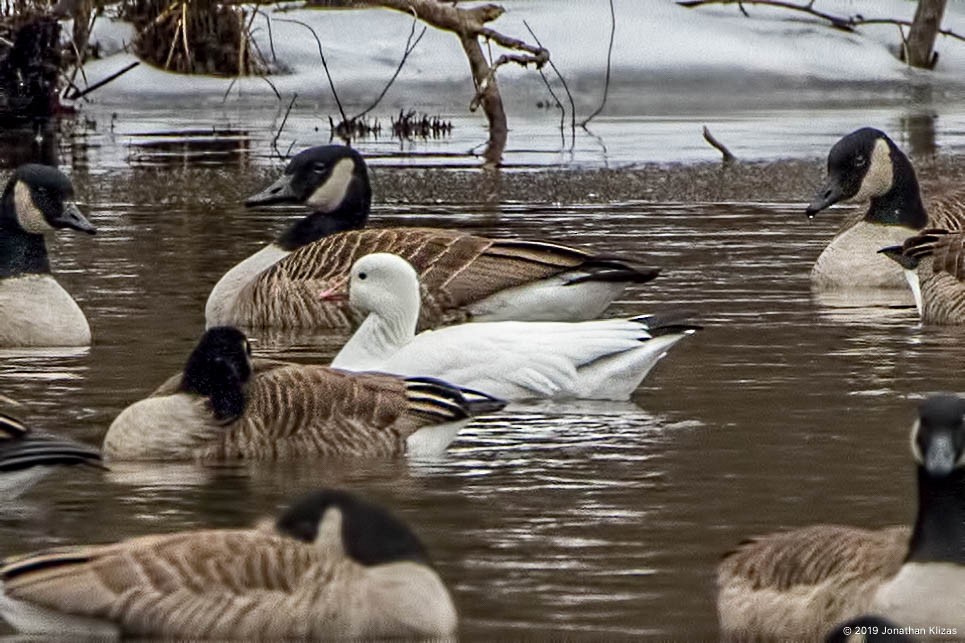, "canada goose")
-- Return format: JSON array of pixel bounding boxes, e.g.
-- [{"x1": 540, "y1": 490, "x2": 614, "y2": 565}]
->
[
  {"x1": 207, "y1": 144, "x2": 658, "y2": 330},
  {"x1": 0, "y1": 487, "x2": 457, "y2": 638},
  {"x1": 717, "y1": 394, "x2": 965, "y2": 640},
  {"x1": 103, "y1": 326, "x2": 506, "y2": 461},
  {"x1": 880, "y1": 228, "x2": 965, "y2": 324},
  {"x1": 330, "y1": 253, "x2": 700, "y2": 401},
  {"x1": 0, "y1": 399, "x2": 103, "y2": 499},
  {"x1": 805, "y1": 128, "x2": 965, "y2": 290},
  {"x1": 0, "y1": 164, "x2": 96, "y2": 346}
]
